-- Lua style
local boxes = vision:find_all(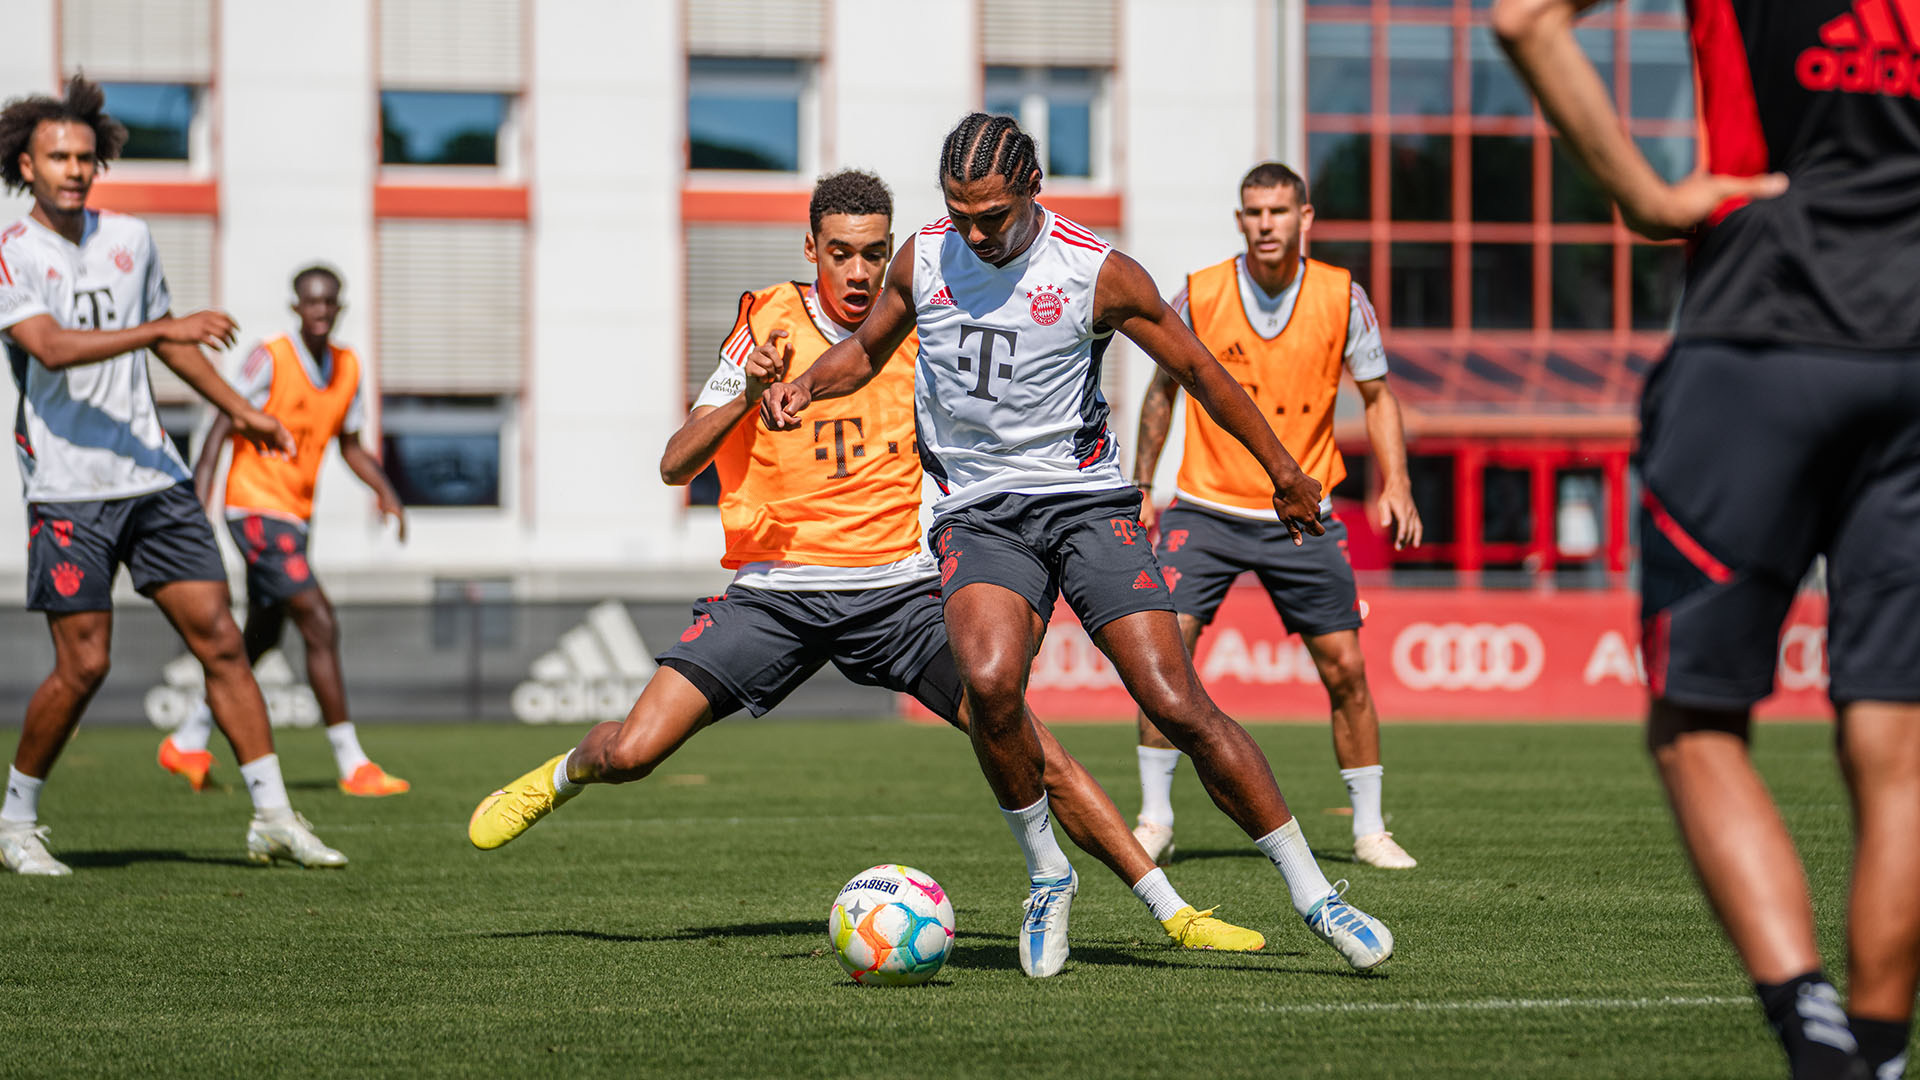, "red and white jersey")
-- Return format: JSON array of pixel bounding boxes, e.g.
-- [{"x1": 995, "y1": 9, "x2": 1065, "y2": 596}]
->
[
  {"x1": 909, "y1": 206, "x2": 1126, "y2": 514},
  {"x1": 0, "y1": 211, "x2": 190, "y2": 502}
]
